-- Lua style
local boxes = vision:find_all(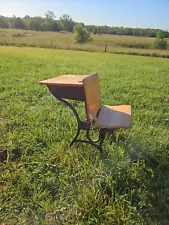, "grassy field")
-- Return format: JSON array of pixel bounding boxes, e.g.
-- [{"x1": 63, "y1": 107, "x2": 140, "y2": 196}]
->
[
  {"x1": 0, "y1": 28, "x2": 169, "y2": 58},
  {"x1": 0, "y1": 46, "x2": 169, "y2": 224}
]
